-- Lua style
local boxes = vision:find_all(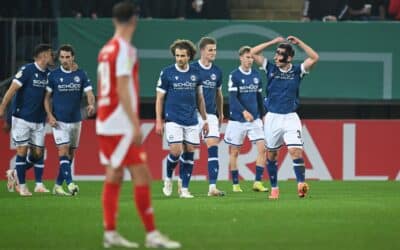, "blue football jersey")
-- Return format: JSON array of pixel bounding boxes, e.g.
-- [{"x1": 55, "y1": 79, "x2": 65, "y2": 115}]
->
[
  {"x1": 228, "y1": 67, "x2": 263, "y2": 122},
  {"x1": 47, "y1": 67, "x2": 92, "y2": 123},
  {"x1": 12, "y1": 63, "x2": 49, "y2": 123},
  {"x1": 156, "y1": 64, "x2": 202, "y2": 126},
  {"x1": 264, "y1": 59, "x2": 307, "y2": 114},
  {"x1": 190, "y1": 60, "x2": 222, "y2": 115}
]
